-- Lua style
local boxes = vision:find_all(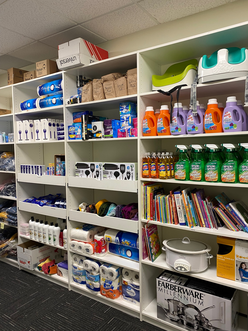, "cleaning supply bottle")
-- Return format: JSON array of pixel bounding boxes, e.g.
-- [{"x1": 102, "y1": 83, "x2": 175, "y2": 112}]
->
[
  {"x1": 159, "y1": 152, "x2": 167, "y2": 179},
  {"x1": 204, "y1": 99, "x2": 223, "y2": 133},
  {"x1": 221, "y1": 144, "x2": 238, "y2": 183},
  {"x1": 169, "y1": 152, "x2": 175, "y2": 178},
  {"x1": 53, "y1": 223, "x2": 60, "y2": 246},
  {"x1": 223, "y1": 96, "x2": 242, "y2": 132},
  {"x1": 63, "y1": 225, "x2": 67, "y2": 249},
  {"x1": 150, "y1": 152, "x2": 159, "y2": 178},
  {"x1": 34, "y1": 219, "x2": 39, "y2": 241},
  {"x1": 183, "y1": 105, "x2": 189, "y2": 116},
  {"x1": 200, "y1": 104, "x2": 206, "y2": 115},
  {"x1": 38, "y1": 220, "x2": 44, "y2": 242},
  {"x1": 156, "y1": 152, "x2": 161, "y2": 174},
  {"x1": 165, "y1": 152, "x2": 171, "y2": 178},
  {"x1": 142, "y1": 153, "x2": 150, "y2": 178},
  {"x1": 174, "y1": 145, "x2": 190, "y2": 180},
  {"x1": 189, "y1": 145, "x2": 205, "y2": 181},
  {"x1": 29, "y1": 216, "x2": 35, "y2": 240},
  {"x1": 204, "y1": 144, "x2": 222, "y2": 182},
  {"x1": 155, "y1": 109, "x2": 160, "y2": 122},
  {"x1": 187, "y1": 101, "x2": 204, "y2": 134},
  {"x1": 48, "y1": 222, "x2": 54, "y2": 245},
  {"x1": 238, "y1": 143, "x2": 248, "y2": 183},
  {"x1": 157, "y1": 105, "x2": 170, "y2": 135},
  {"x1": 143, "y1": 106, "x2": 157, "y2": 136},
  {"x1": 237, "y1": 99, "x2": 247, "y2": 131},
  {"x1": 43, "y1": 221, "x2": 49, "y2": 244},
  {"x1": 170, "y1": 103, "x2": 187, "y2": 135}
]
